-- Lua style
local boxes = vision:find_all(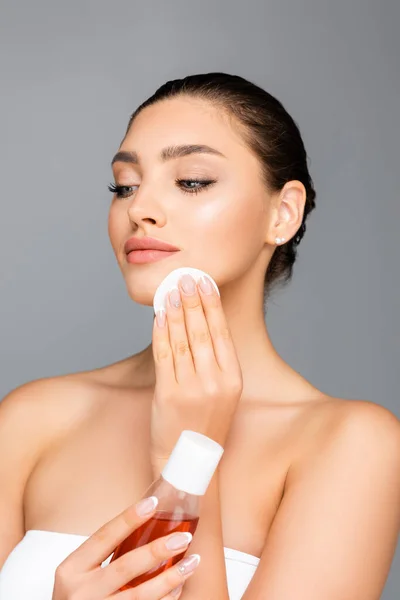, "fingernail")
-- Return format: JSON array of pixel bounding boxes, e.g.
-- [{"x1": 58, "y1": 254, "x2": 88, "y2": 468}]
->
[
  {"x1": 165, "y1": 531, "x2": 192, "y2": 550},
  {"x1": 156, "y1": 309, "x2": 166, "y2": 327},
  {"x1": 177, "y1": 553, "x2": 201, "y2": 576},
  {"x1": 169, "y1": 288, "x2": 181, "y2": 308},
  {"x1": 171, "y1": 584, "x2": 183, "y2": 596},
  {"x1": 136, "y1": 496, "x2": 158, "y2": 517},
  {"x1": 180, "y1": 274, "x2": 196, "y2": 295},
  {"x1": 199, "y1": 275, "x2": 213, "y2": 295}
]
